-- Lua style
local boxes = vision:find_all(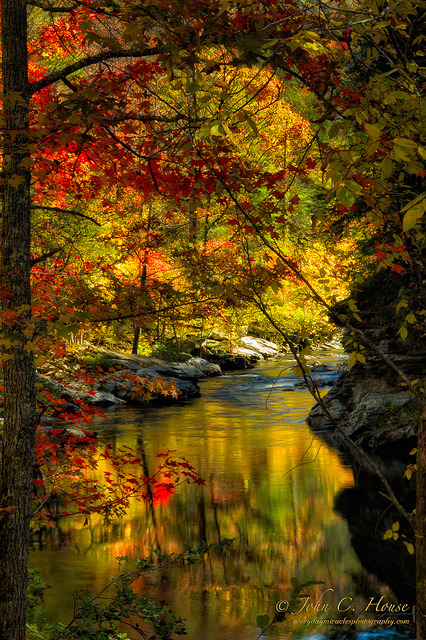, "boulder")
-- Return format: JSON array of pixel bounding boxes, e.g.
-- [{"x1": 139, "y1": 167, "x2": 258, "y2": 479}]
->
[
  {"x1": 187, "y1": 357, "x2": 222, "y2": 376},
  {"x1": 238, "y1": 336, "x2": 281, "y2": 358},
  {"x1": 307, "y1": 368, "x2": 419, "y2": 453},
  {"x1": 169, "y1": 363, "x2": 207, "y2": 379},
  {"x1": 208, "y1": 353, "x2": 255, "y2": 371},
  {"x1": 233, "y1": 346, "x2": 263, "y2": 361},
  {"x1": 83, "y1": 391, "x2": 126, "y2": 406},
  {"x1": 164, "y1": 377, "x2": 200, "y2": 400}
]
